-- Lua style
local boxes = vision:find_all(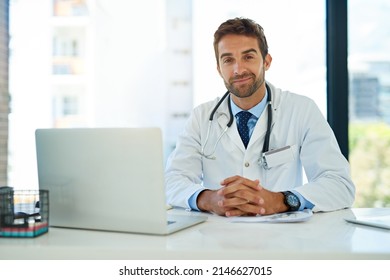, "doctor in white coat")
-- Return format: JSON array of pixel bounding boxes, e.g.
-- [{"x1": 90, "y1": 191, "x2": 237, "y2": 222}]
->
[{"x1": 165, "y1": 17, "x2": 355, "y2": 217}]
